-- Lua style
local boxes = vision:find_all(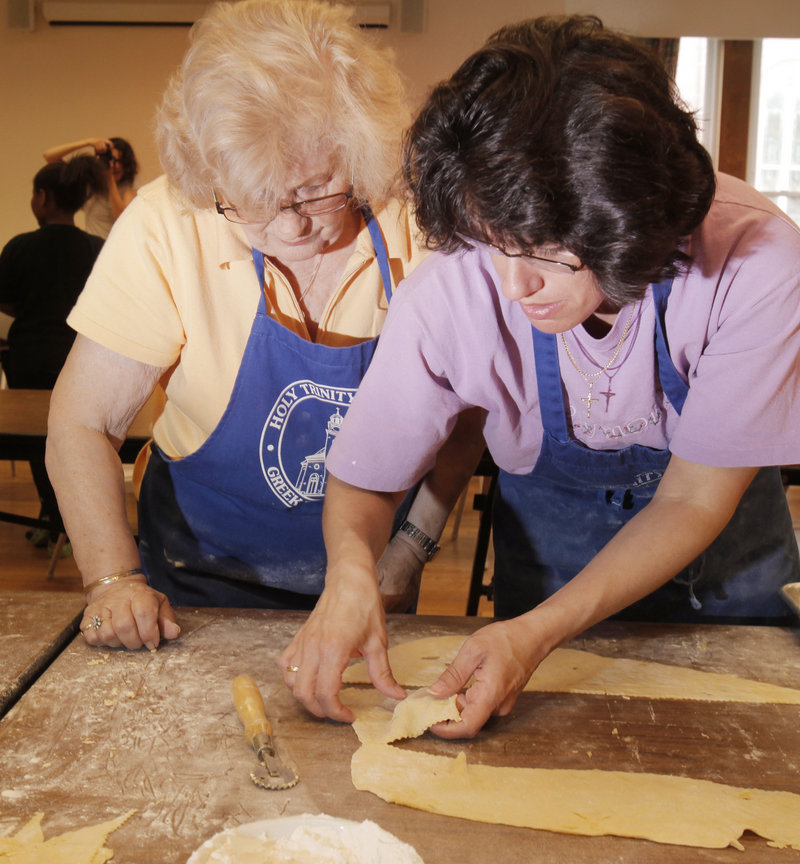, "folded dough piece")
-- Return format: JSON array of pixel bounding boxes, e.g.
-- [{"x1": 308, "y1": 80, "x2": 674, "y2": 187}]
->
[
  {"x1": 343, "y1": 635, "x2": 800, "y2": 704},
  {"x1": 342, "y1": 687, "x2": 461, "y2": 744},
  {"x1": 351, "y1": 744, "x2": 800, "y2": 851}
]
